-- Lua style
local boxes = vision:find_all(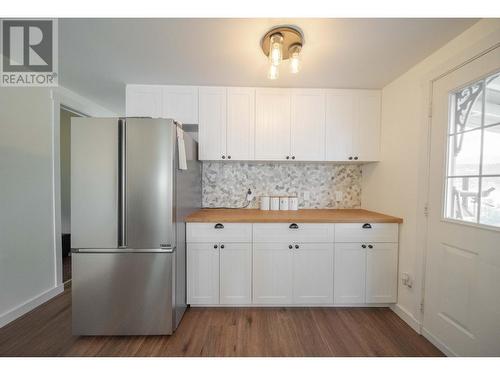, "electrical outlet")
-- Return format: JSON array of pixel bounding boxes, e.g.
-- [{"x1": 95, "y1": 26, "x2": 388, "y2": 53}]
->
[
  {"x1": 401, "y1": 273, "x2": 413, "y2": 288},
  {"x1": 246, "y1": 188, "x2": 254, "y2": 202},
  {"x1": 335, "y1": 191, "x2": 343, "y2": 202},
  {"x1": 303, "y1": 191, "x2": 310, "y2": 201}
]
